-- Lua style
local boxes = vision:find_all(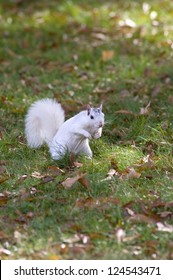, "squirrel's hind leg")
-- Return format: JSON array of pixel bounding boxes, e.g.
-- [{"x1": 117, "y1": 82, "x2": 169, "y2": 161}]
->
[
  {"x1": 78, "y1": 140, "x2": 92, "y2": 158},
  {"x1": 49, "y1": 141, "x2": 67, "y2": 160}
]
